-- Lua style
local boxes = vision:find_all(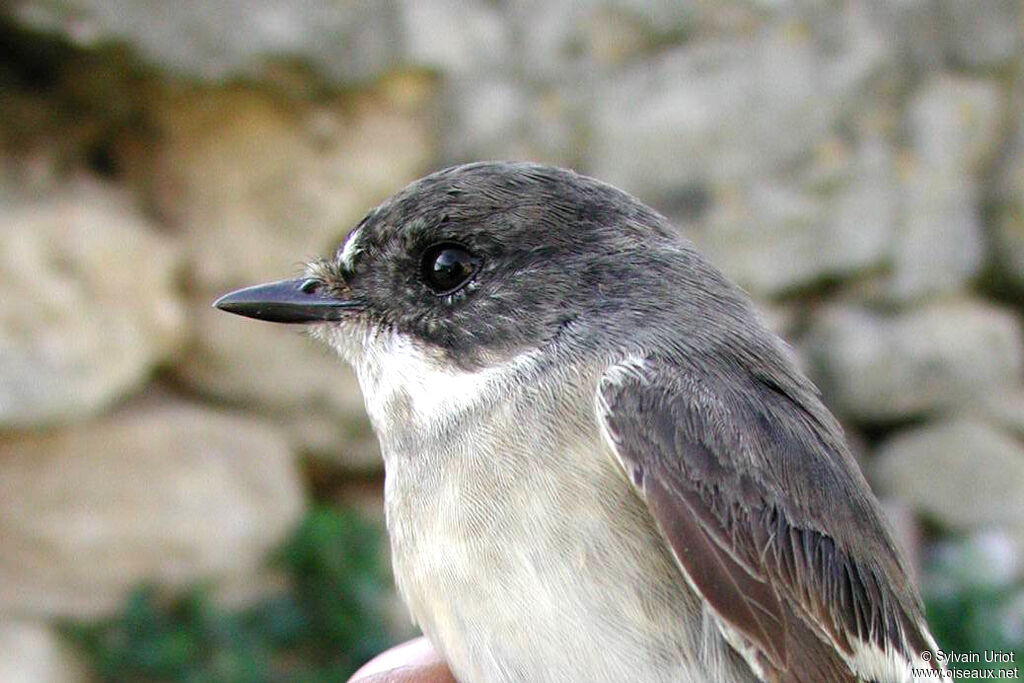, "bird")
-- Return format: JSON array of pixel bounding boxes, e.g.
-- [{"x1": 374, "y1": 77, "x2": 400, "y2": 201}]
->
[{"x1": 215, "y1": 161, "x2": 944, "y2": 682}]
